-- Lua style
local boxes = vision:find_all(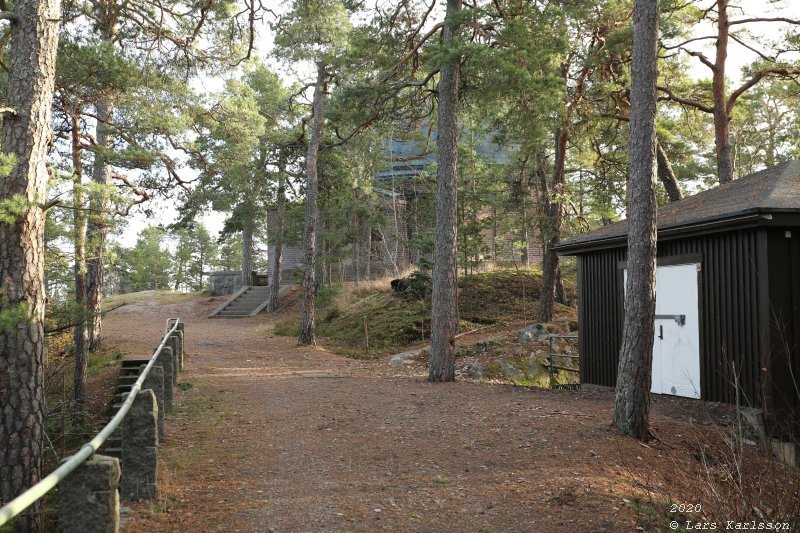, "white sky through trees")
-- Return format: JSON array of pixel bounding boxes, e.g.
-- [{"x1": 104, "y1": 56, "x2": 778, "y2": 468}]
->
[{"x1": 116, "y1": 0, "x2": 800, "y2": 250}]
